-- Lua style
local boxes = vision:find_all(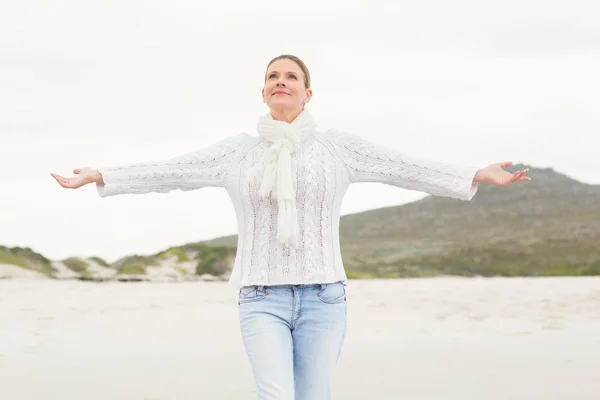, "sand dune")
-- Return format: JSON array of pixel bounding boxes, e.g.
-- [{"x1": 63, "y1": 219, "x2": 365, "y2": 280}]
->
[
  {"x1": 1, "y1": 277, "x2": 599, "y2": 399},
  {"x1": 0, "y1": 264, "x2": 46, "y2": 279}
]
